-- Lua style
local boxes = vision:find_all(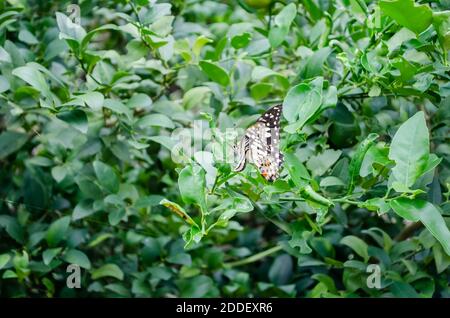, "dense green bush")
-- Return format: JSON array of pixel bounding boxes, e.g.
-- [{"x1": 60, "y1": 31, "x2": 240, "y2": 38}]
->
[{"x1": 0, "y1": 0, "x2": 449, "y2": 297}]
